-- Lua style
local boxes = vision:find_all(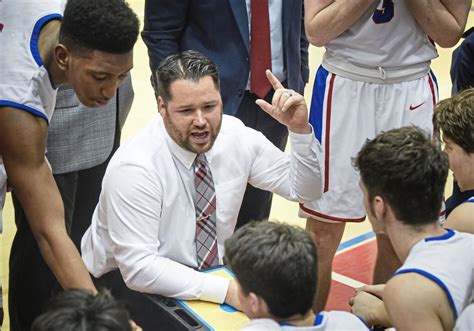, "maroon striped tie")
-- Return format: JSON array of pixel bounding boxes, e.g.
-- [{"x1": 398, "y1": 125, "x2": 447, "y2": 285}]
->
[{"x1": 193, "y1": 154, "x2": 219, "y2": 270}]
